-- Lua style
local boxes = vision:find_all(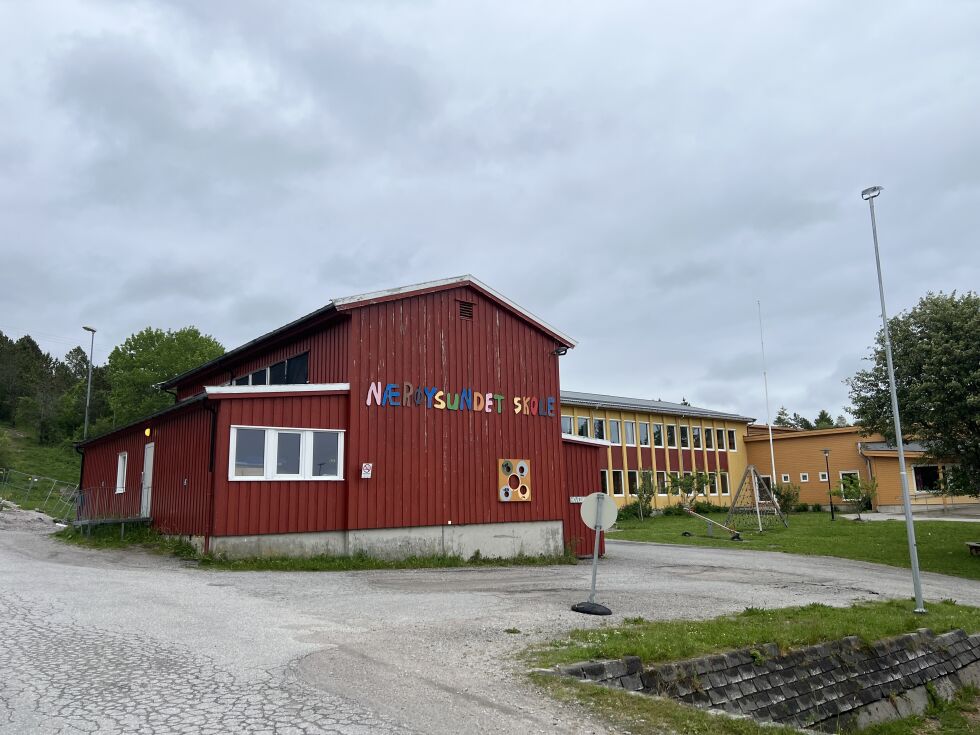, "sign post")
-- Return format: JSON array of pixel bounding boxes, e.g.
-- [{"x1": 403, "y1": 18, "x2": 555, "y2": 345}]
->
[{"x1": 572, "y1": 492, "x2": 618, "y2": 616}]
